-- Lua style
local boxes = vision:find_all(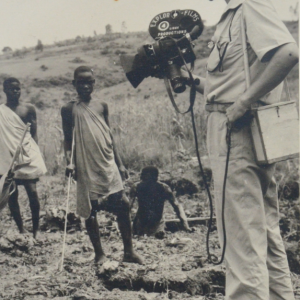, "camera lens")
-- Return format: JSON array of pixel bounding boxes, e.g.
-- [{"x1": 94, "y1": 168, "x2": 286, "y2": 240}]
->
[
  {"x1": 171, "y1": 77, "x2": 186, "y2": 93},
  {"x1": 167, "y1": 63, "x2": 186, "y2": 93}
]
